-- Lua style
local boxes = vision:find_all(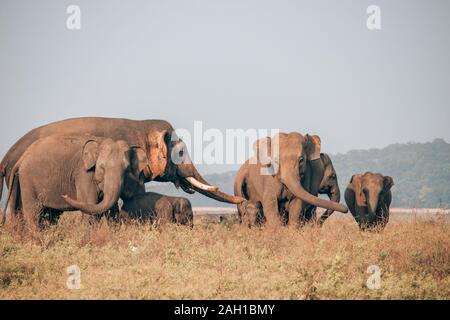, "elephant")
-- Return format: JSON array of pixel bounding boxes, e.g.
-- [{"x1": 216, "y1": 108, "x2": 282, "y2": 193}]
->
[
  {"x1": 4, "y1": 135, "x2": 146, "y2": 230},
  {"x1": 234, "y1": 132, "x2": 348, "y2": 227},
  {"x1": 235, "y1": 200, "x2": 264, "y2": 227},
  {"x1": 120, "y1": 192, "x2": 194, "y2": 227},
  {"x1": 0, "y1": 117, "x2": 244, "y2": 210},
  {"x1": 302, "y1": 153, "x2": 341, "y2": 225},
  {"x1": 344, "y1": 172, "x2": 394, "y2": 230}
]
